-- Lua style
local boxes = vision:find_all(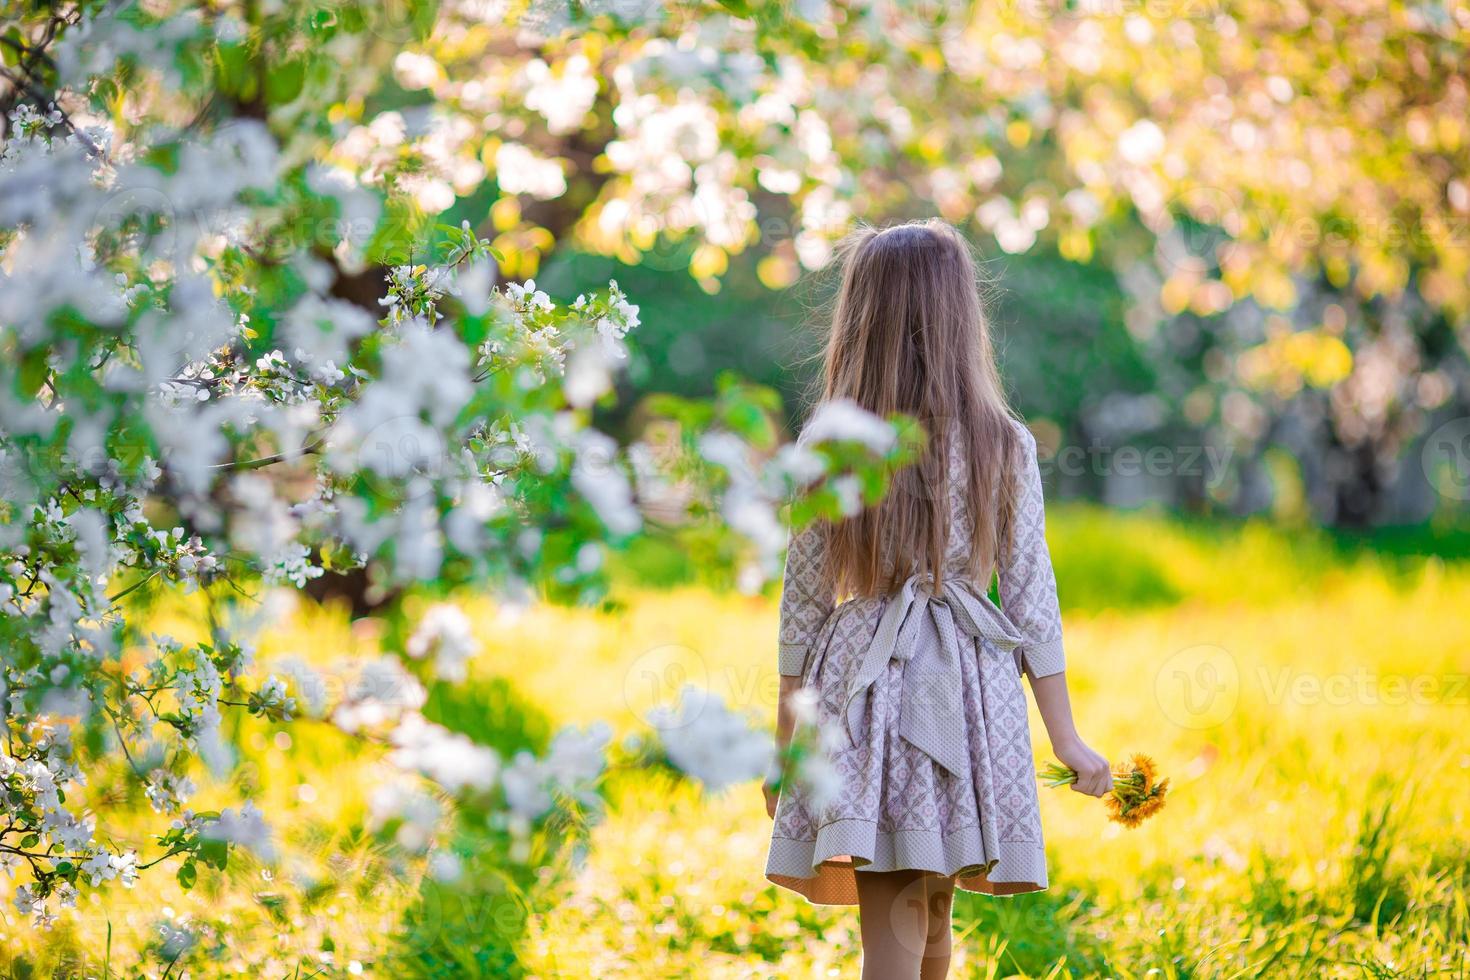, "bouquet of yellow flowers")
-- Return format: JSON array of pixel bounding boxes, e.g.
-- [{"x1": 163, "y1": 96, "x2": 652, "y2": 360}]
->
[{"x1": 1039, "y1": 754, "x2": 1169, "y2": 828}]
